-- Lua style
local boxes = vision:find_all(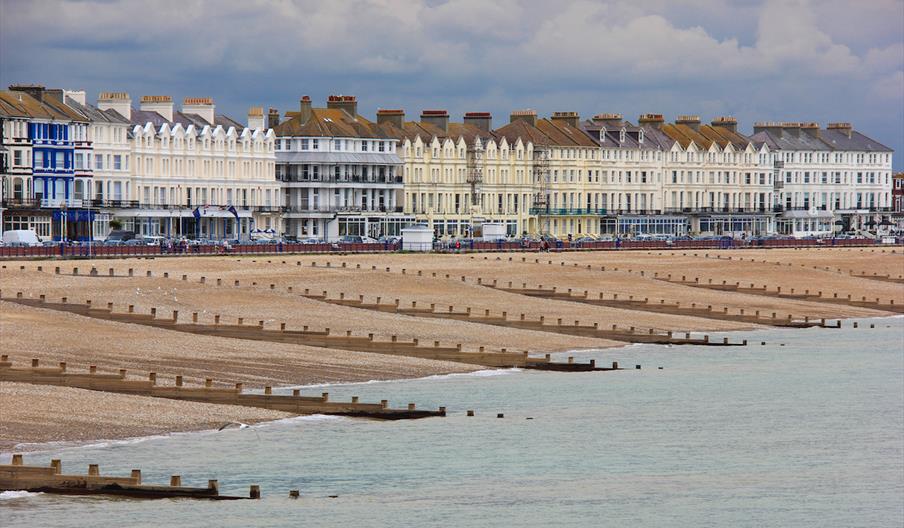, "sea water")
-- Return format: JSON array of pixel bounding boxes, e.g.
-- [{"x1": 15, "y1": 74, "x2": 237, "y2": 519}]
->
[{"x1": 1, "y1": 318, "x2": 902, "y2": 527}]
